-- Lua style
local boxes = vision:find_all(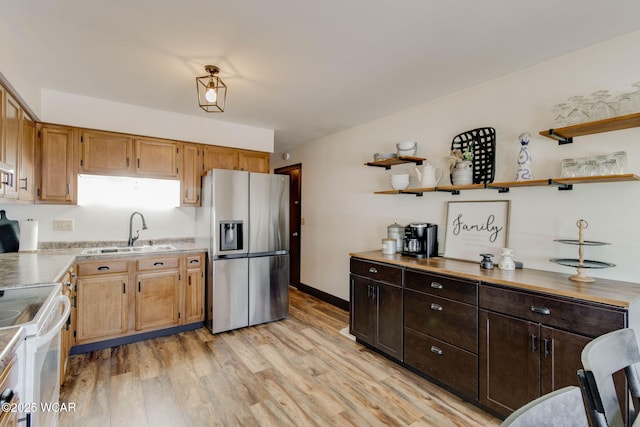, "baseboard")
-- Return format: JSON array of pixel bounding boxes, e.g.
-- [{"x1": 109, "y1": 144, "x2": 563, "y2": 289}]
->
[
  {"x1": 297, "y1": 282, "x2": 349, "y2": 311},
  {"x1": 70, "y1": 322, "x2": 203, "y2": 354}
]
